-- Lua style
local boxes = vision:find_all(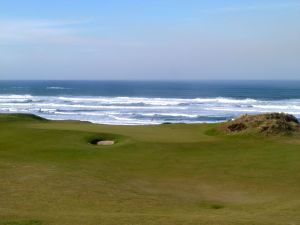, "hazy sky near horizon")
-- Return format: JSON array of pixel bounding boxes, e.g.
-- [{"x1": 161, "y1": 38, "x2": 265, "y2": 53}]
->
[{"x1": 0, "y1": 0, "x2": 300, "y2": 80}]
